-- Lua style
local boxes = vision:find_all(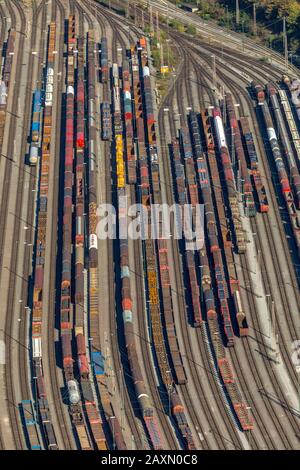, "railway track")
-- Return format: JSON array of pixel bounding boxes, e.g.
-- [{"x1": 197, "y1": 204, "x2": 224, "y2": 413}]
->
[
  {"x1": 0, "y1": 0, "x2": 297, "y2": 450},
  {"x1": 15, "y1": 0, "x2": 48, "y2": 449},
  {"x1": 130, "y1": 186, "x2": 180, "y2": 450},
  {"x1": 80, "y1": 1, "x2": 245, "y2": 450},
  {"x1": 0, "y1": 1, "x2": 7, "y2": 54},
  {"x1": 168, "y1": 32, "x2": 300, "y2": 448},
  {"x1": 0, "y1": 0, "x2": 39, "y2": 450},
  {"x1": 157, "y1": 50, "x2": 245, "y2": 450},
  {"x1": 95, "y1": 6, "x2": 196, "y2": 449},
  {"x1": 64, "y1": 0, "x2": 295, "y2": 448},
  {"x1": 180, "y1": 49, "x2": 286, "y2": 450},
  {"x1": 72, "y1": 0, "x2": 150, "y2": 449},
  {"x1": 174, "y1": 33, "x2": 300, "y2": 386},
  {"x1": 44, "y1": 0, "x2": 75, "y2": 450},
  {"x1": 83, "y1": 2, "x2": 179, "y2": 449},
  {"x1": 191, "y1": 44, "x2": 300, "y2": 373}
]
